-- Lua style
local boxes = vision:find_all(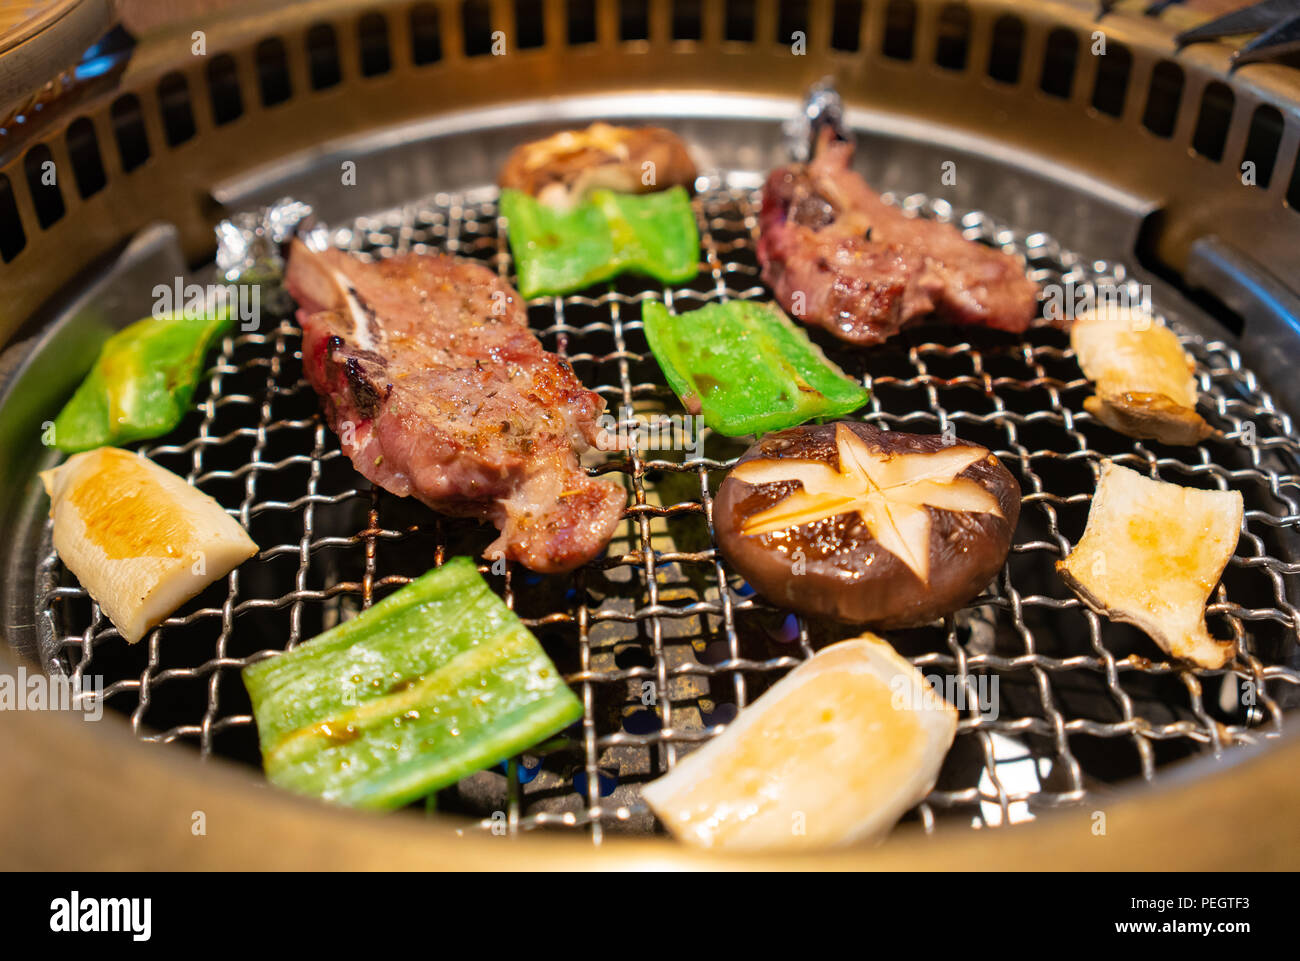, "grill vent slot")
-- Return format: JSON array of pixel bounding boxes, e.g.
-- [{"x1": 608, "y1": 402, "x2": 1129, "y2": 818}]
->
[
  {"x1": 207, "y1": 54, "x2": 244, "y2": 125},
  {"x1": 66, "y1": 117, "x2": 106, "y2": 199},
  {"x1": 411, "y1": 4, "x2": 443, "y2": 63},
  {"x1": 777, "y1": 0, "x2": 809, "y2": 48},
  {"x1": 158, "y1": 72, "x2": 196, "y2": 145},
  {"x1": 1142, "y1": 60, "x2": 1183, "y2": 137},
  {"x1": 1091, "y1": 41, "x2": 1131, "y2": 117},
  {"x1": 935, "y1": 3, "x2": 970, "y2": 71},
  {"x1": 3, "y1": 3, "x2": 1300, "y2": 347},
  {"x1": 307, "y1": 23, "x2": 343, "y2": 88},
  {"x1": 831, "y1": 0, "x2": 862, "y2": 52},
  {"x1": 1040, "y1": 28, "x2": 1077, "y2": 99},
  {"x1": 463, "y1": 0, "x2": 494, "y2": 54},
  {"x1": 0, "y1": 175, "x2": 24, "y2": 262},
  {"x1": 725, "y1": 0, "x2": 755, "y2": 42},
  {"x1": 23, "y1": 145, "x2": 64, "y2": 228},
  {"x1": 1242, "y1": 104, "x2": 1283, "y2": 189},
  {"x1": 515, "y1": 0, "x2": 546, "y2": 48},
  {"x1": 257, "y1": 37, "x2": 293, "y2": 105},
  {"x1": 621, "y1": 0, "x2": 649, "y2": 41},
  {"x1": 674, "y1": 0, "x2": 703, "y2": 41},
  {"x1": 567, "y1": 0, "x2": 597, "y2": 45},
  {"x1": 987, "y1": 15, "x2": 1023, "y2": 84},
  {"x1": 1192, "y1": 81, "x2": 1233, "y2": 162},
  {"x1": 359, "y1": 12, "x2": 392, "y2": 75},
  {"x1": 882, "y1": 0, "x2": 916, "y2": 61},
  {"x1": 111, "y1": 93, "x2": 151, "y2": 170}
]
